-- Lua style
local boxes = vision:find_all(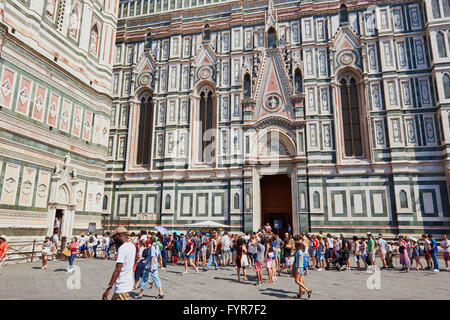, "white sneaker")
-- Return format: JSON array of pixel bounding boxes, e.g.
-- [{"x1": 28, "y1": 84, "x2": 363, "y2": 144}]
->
[
  {"x1": 182, "y1": 271, "x2": 187, "y2": 275},
  {"x1": 434, "y1": 269, "x2": 439, "y2": 272},
  {"x1": 318, "y1": 268, "x2": 323, "y2": 271}
]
